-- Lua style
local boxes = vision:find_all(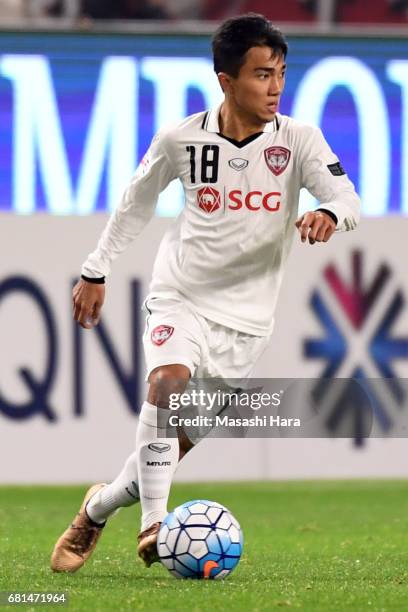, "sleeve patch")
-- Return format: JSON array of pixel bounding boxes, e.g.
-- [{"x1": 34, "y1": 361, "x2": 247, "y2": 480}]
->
[{"x1": 327, "y1": 161, "x2": 346, "y2": 176}]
